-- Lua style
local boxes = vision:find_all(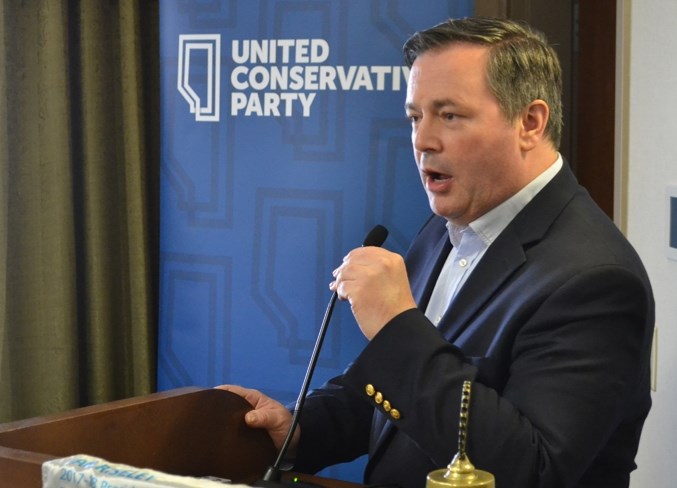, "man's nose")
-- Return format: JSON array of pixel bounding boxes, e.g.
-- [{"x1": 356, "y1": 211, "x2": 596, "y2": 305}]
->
[{"x1": 412, "y1": 118, "x2": 442, "y2": 154}]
